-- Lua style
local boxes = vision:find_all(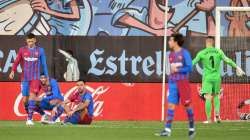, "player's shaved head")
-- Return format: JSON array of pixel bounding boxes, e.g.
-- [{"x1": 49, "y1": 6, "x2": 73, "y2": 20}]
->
[{"x1": 205, "y1": 36, "x2": 215, "y2": 47}]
